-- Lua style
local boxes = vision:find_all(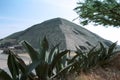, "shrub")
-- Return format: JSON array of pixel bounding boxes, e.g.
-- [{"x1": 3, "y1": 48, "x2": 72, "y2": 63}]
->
[{"x1": 74, "y1": 42, "x2": 117, "y2": 73}]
